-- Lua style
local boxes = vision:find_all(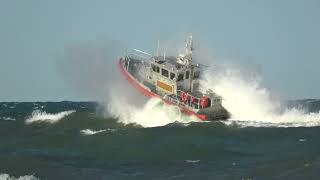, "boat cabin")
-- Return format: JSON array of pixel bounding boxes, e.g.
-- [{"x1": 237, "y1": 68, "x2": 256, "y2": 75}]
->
[{"x1": 148, "y1": 56, "x2": 201, "y2": 96}]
